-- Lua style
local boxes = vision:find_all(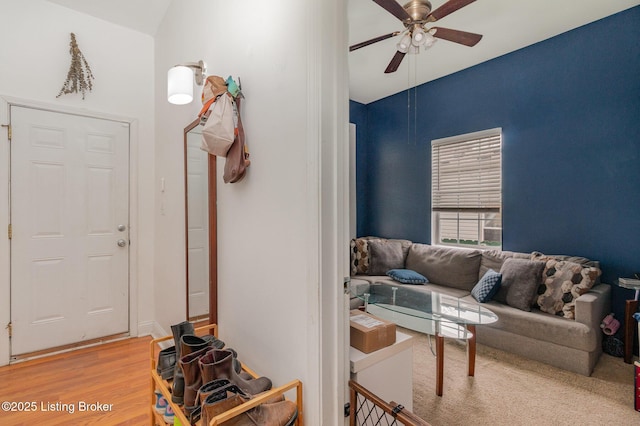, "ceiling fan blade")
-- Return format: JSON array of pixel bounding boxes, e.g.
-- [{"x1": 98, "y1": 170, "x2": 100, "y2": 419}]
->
[
  {"x1": 350, "y1": 31, "x2": 401, "y2": 52},
  {"x1": 384, "y1": 50, "x2": 406, "y2": 73},
  {"x1": 431, "y1": 27, "x2": 482, "y2": 46},
  {"x1": 427, "y1": 0, "x2": 476, "y2": 22},
  {"x1": 373, "y1": 0, "x2": 412, "y2": 22}
]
